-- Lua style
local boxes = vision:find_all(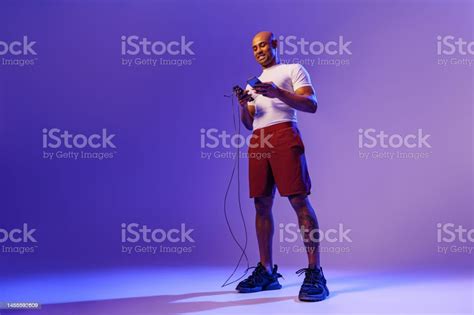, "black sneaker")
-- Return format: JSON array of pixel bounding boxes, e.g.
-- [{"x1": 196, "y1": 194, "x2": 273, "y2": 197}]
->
[
  {"x1": 296, "y1": 266, "x2": 329, "y2": 302},
  {"x1": 236, "y1": 262, "x2": 283, "y2": 293}
]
